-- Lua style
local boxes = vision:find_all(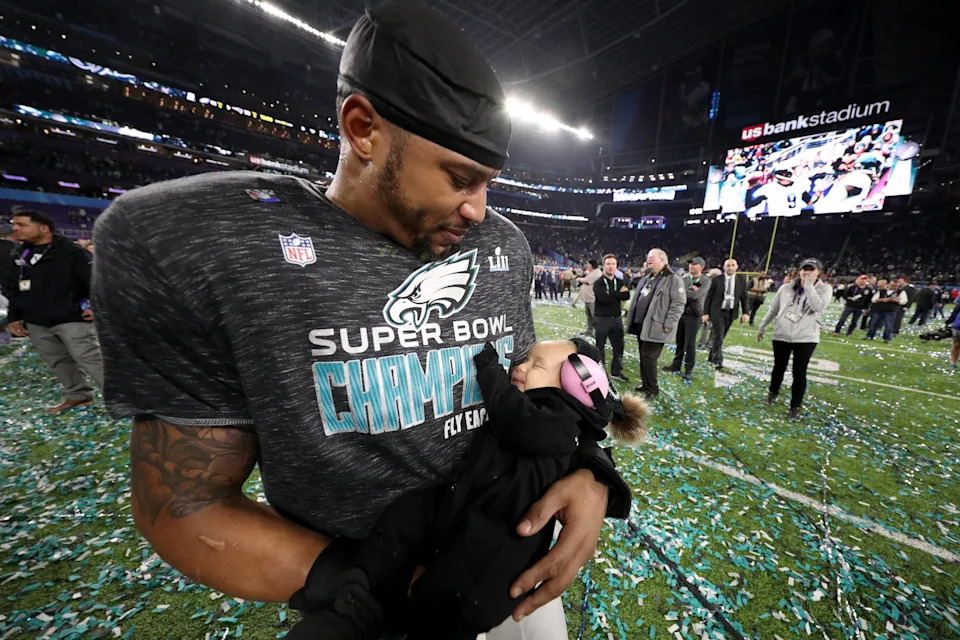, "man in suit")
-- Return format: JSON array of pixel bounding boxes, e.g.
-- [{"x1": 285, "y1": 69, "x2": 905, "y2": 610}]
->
[
  {"x1": 703, "y1": 258, "x2": 750, "y2": 370},
  {"x1": 663, "y1": 257, "x2": 708, "y2": 380}
]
